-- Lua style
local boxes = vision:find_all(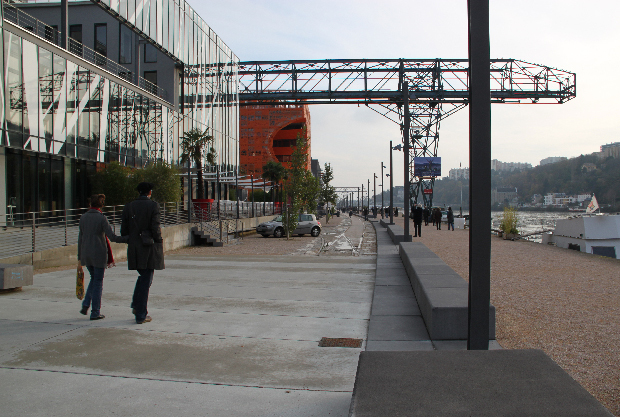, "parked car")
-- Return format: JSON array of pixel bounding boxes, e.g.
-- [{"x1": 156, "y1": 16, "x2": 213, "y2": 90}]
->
[{"x1": 256, "y1": 214, "x2": 322, "y2": 238}]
